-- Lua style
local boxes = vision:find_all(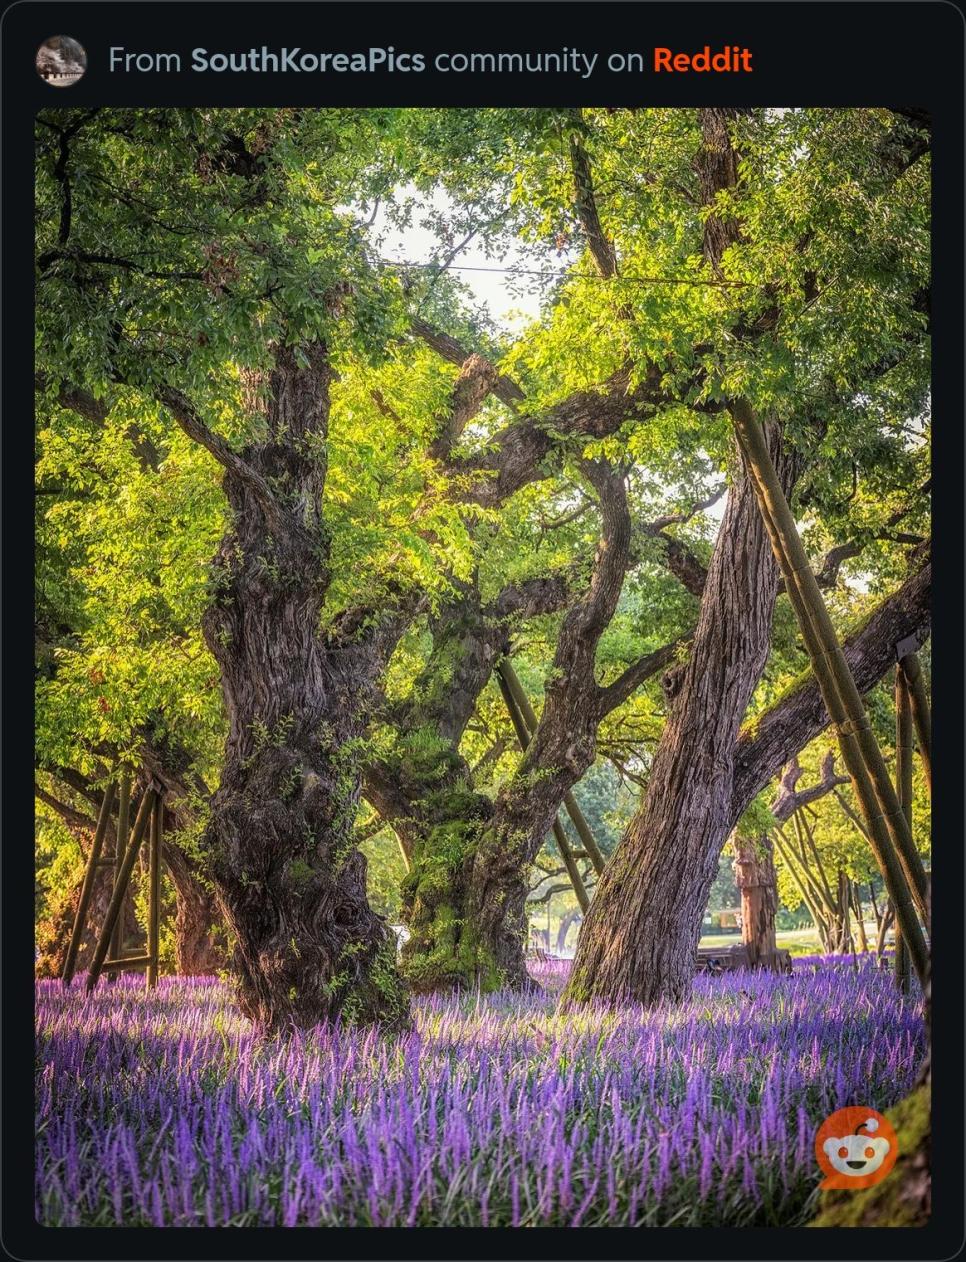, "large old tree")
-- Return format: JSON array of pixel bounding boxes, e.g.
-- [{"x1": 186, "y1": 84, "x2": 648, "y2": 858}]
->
[
  {"x1": 564, "y1": 108, "x2": 930, "y2": 1004},
  {"x1": 36, "y1": 107, "x2": 930, "y2": 1022}
]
